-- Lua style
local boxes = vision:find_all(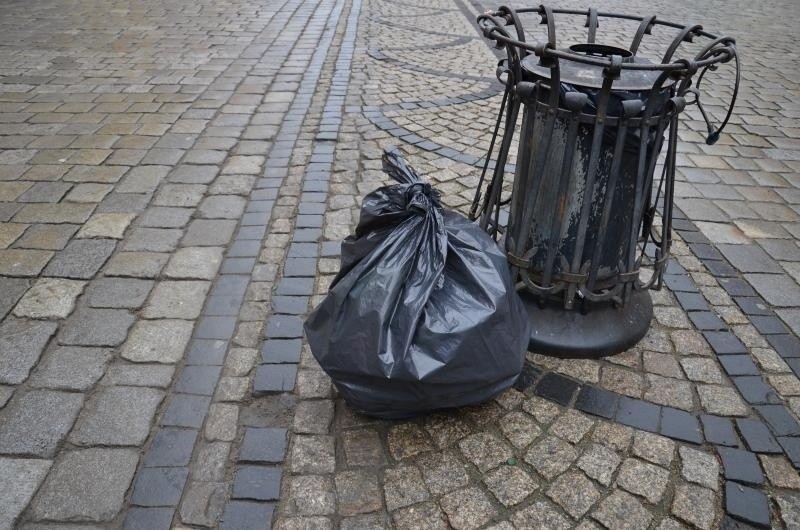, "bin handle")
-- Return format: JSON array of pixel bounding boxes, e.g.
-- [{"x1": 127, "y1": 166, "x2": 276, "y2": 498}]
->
[{"x1": 693, "y1": 39, "x2": 740, "y2": 145}]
